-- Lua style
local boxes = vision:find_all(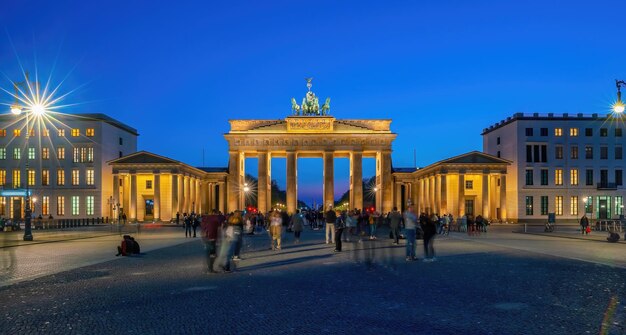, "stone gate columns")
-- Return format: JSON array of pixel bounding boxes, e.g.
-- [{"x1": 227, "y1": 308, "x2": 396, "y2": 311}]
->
[
  {"x1": 130, "y1": 174, "x2": 137, "y2": 221},
  {"x1": 499, "y1": 175, "x2": 507, "y2": 220},
  {"x1": 171, "y1": 174, "x2": 179, "y2": 218},
  {"x1": 482, "y1": 173, "x2": 489, "y2": 217},
  {"x1": 323, "y1": 151, "x2": 334, "y2": 209},
  {"x1": 258, "y1": 151, "x2": 271, "y2": 213},
  {"x1": 458, "y1": 173, "x2": 465, "y2": 217},
  {"x1": 228, "y1": 151, "x2": 244, "y2": 212},
  {"x1": 154, "y1": 173, "x2": 161, "y2": 221},
  {"x1": 218, "y1": 182, "x2": 226, "y2": 214},
  {"x1": 287, "y1": 151, "x2": 297, "y2": 214},
  {"x1": 350, "y1": 151, "x2": 363, "y2": 210},
  {"x1": 440, "y1": 174, "x2": 448, "y2": 214},
  {"x1": 113, "y1": 174, "x2": 119, "y2": 212}
]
